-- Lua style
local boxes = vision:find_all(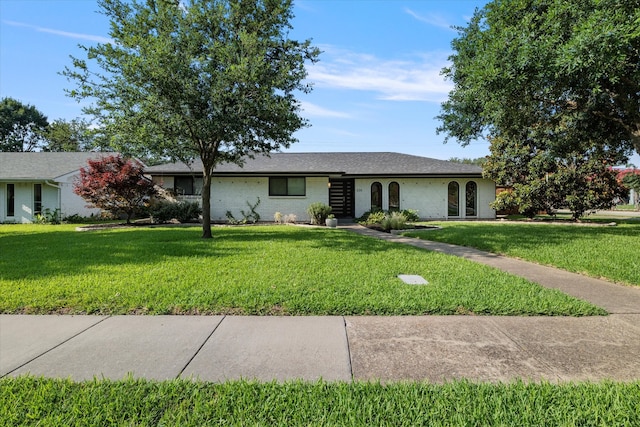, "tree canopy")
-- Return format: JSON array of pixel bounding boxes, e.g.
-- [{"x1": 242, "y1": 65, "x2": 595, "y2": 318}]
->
[
  {"x1": 45, "y1": 118, "x2": 96, "y2": 152},
  {"x1": 0, "y1": 97, "x2": 49, "y2": 152},
  {"x1": 438, "y1": 0, "x2": 639, "y2": 218},
  {"x1": 64, "y1": 0, "x2": 320, "y2": 238},
  {"x1": 74, "y1": 154, "x2": 156, "y2": 223}
]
